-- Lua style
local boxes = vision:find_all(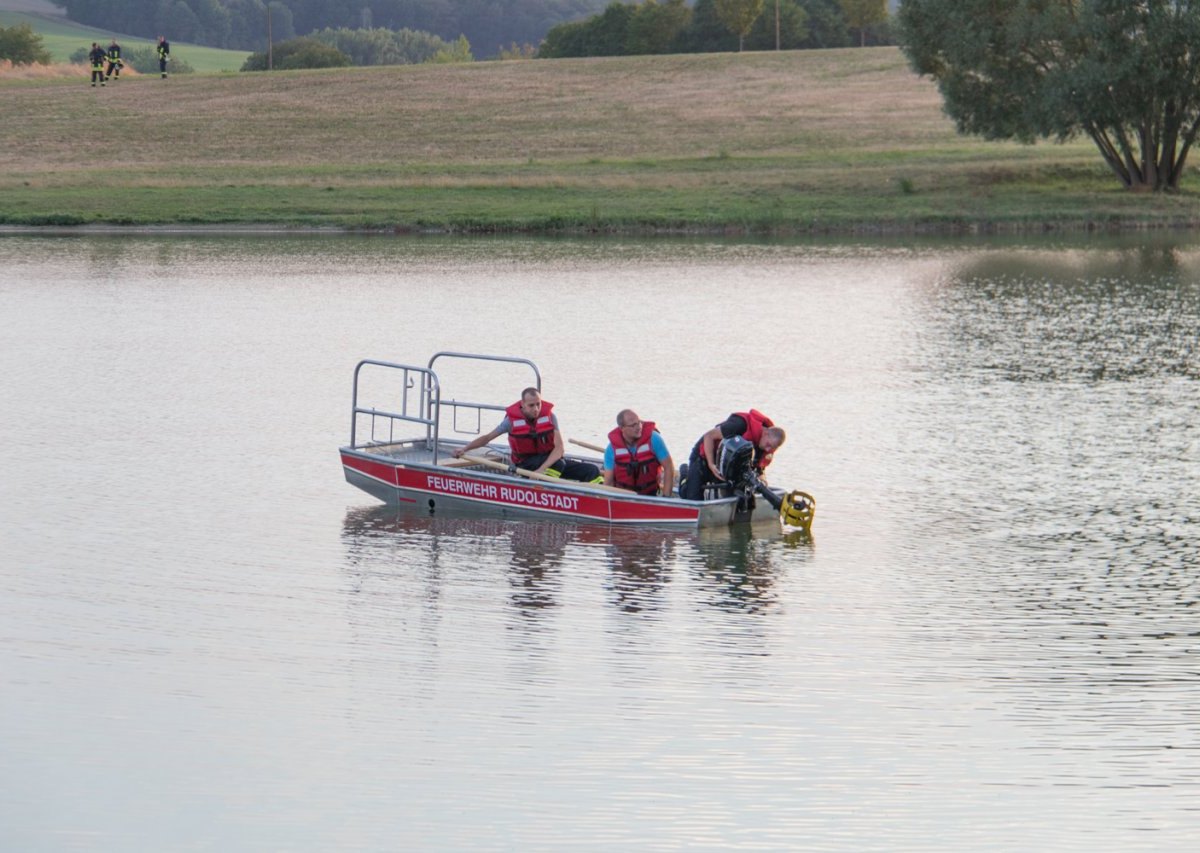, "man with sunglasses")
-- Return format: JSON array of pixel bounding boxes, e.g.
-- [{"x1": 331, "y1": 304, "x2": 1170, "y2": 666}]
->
[{"x1": 602, "y1": 410, "x2": 675, "y2": 496}]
